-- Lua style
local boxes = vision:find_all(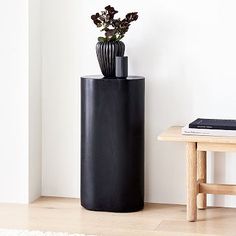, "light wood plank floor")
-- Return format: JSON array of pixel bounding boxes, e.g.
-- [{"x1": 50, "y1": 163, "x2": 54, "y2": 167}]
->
[{"x1": 0, "y1": 197, "x2": 235, "y2": 236}]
